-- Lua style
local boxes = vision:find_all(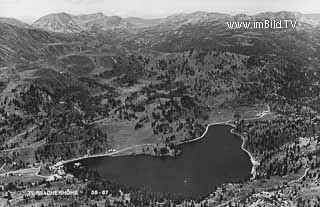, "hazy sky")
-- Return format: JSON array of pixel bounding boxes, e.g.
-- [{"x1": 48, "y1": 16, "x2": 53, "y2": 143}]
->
[{"x1": 0, "y1": 0, "x2": 319, "y2": 23}]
